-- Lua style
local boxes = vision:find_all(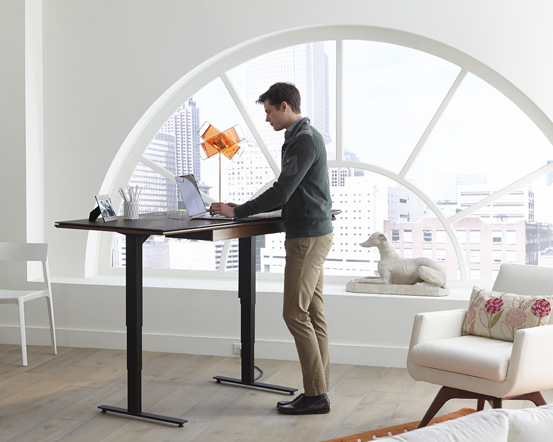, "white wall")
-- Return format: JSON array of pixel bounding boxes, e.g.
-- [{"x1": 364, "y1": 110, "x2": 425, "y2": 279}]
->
[
  {"x1": 0, "y1": 0, "x2": 27, "y2": 287},
  {"x1": 1, "y1": 0, "x2": 553, "y2": 366},
  {"x1": 0, "y1": 277, "x2": 468, "y2": 367}
]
